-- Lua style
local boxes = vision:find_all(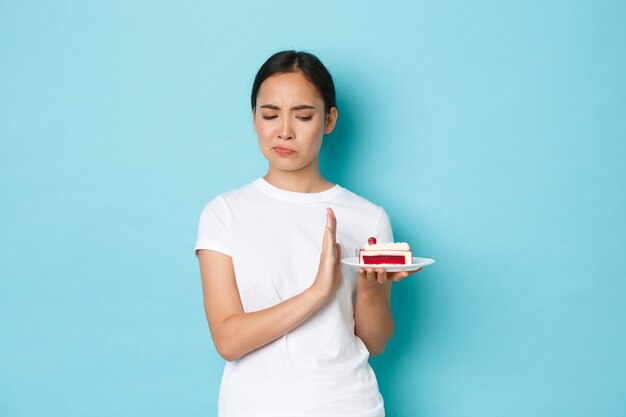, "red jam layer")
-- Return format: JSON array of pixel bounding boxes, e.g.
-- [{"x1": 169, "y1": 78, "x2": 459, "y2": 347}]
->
[{"x1": 362, "y1": 255, "x2": 407, "y2": 265}]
